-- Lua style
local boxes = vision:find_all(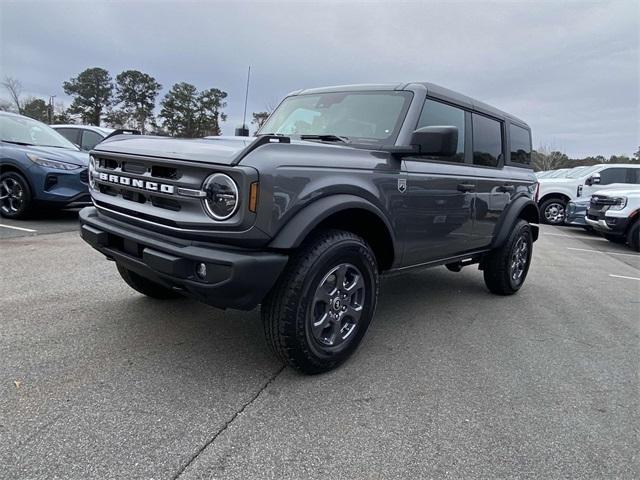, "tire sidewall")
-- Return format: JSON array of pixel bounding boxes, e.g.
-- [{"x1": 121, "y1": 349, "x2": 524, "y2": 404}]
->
[
  {"x1": 540, "y1": 198, "x2": 566, "y2": 225},
  {"x1": 508, "y1": 221, "x2": 533, "y2": 291},
  {"x1": 297, "y1": 239, "x2": 378, "y2": 364},
  {"x1": 0, "y1": 172, "x2": 31, "y2": 219}
]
